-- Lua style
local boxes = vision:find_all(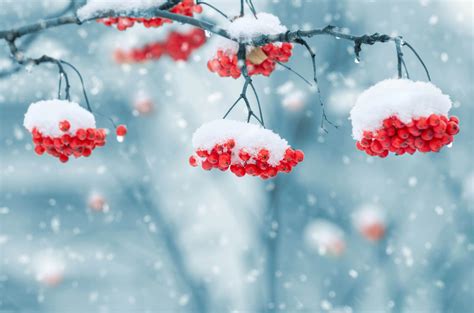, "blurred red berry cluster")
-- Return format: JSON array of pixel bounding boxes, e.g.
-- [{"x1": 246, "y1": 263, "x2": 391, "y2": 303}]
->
[
  {"x1": 114, "y1": 28, "x2": 206, "y2": 63},
  {"x1": 97, "y1": 0, "x2": 202, "y2": 31},
  {"x1": 356, "y1": 114, "x2": 460, "y2": 157},
  {"x1": 207, "y1": 43, "x2": 293, "y2": 78},
  {"x1": 189, "y1": 139, "x2": 304, "y2": 179},
  {"x1": 31, "y1": 120, "x2": 106, "y2": 163}
]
